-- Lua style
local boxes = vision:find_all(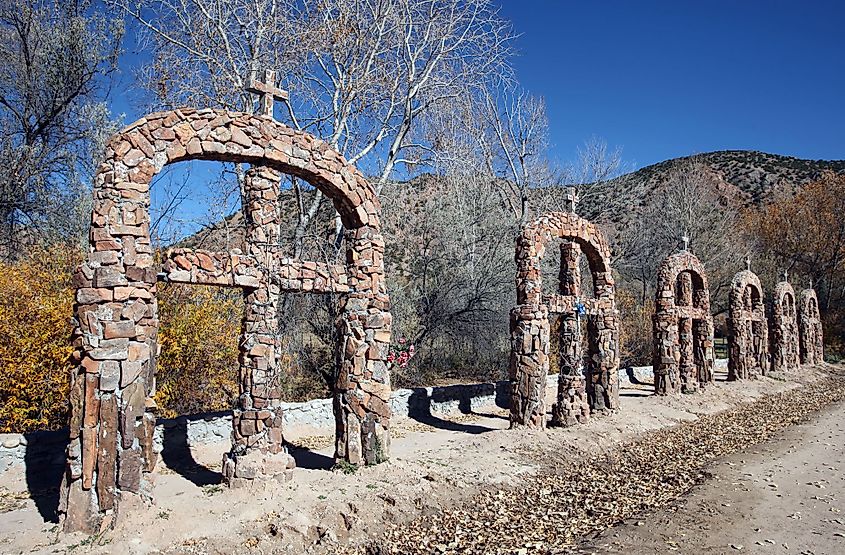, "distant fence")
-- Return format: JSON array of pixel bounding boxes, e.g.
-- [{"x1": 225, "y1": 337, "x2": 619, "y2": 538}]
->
[{"x1": 715, "y1": 337, "x2": 728, "y2": 359}]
